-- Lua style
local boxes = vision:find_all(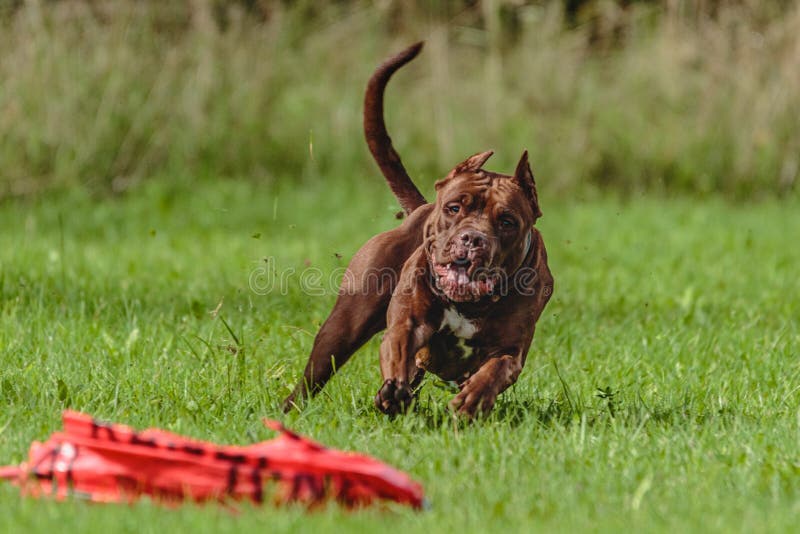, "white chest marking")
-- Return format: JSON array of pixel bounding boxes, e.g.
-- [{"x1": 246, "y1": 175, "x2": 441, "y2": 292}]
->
[
  {"x1": 439, "y1": 308, "x2": 478, "y2": 339},
  {"x1": 454, "y1": 338, "x2": 473, "y2": 360}
]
